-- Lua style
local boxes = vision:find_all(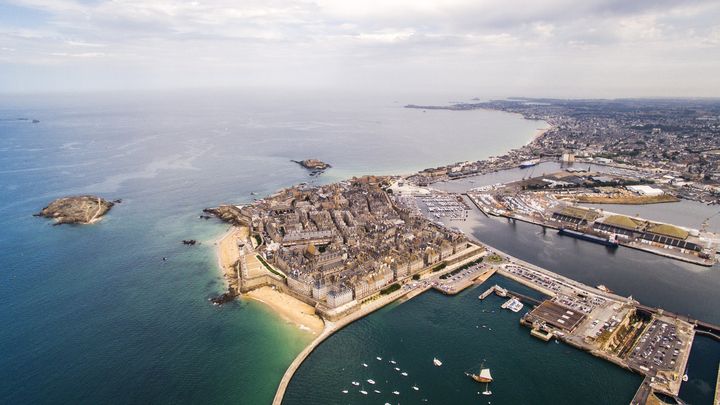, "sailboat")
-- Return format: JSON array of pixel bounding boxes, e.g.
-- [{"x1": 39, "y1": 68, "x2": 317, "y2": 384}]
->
[{"x1": 466, "y1": 362, "x2": 493, "y2": 387}]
